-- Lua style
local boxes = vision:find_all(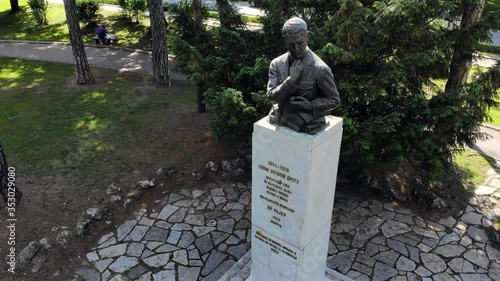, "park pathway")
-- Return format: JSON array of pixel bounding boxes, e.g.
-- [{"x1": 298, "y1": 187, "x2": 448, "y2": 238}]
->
[{"x1": 72, "y1": 166, "x2": 500, "y2": 281}]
